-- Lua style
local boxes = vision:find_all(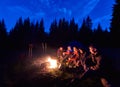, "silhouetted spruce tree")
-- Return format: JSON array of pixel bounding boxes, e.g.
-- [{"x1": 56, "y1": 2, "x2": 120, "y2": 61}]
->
[
  {"x1": 78, "y1": 19, "x2": 86, "y2": 43},
  {"x1": 103, "y1": 28, "x2": 111, "y2": 47},
  {"x1": 49, "y1": 18, "x2": 70, "y2": 47},
  {"x1": 29, "y1": 22, "x2": 35, "y2": 44},
  {"x1": 58, "y1": 18, "x2": 69, "y2": 45},
  {"x1": 69, "y1": 18, "x2": 78, "y2": 41},
  {"x1": 9, "y1": 17, "x2": 24, "y2": 50},
  {"x1": 23, "y1": 17, "x2": 31, "y2": 46},
  {"x1": 49, "y1": 19, "x2": 58, "y2": 47},
  {"x1": 19, "y1": 17, "x2": 31, "y2": 49},
  {"x1": 37, "y1": 18, "x2": 46, "y2": 43},
  {"x1": 9, "y1": 17, "x2": 32, "y2": 50},
  {"x1": 0, "y1": 19, "x2": 8, "y2": 55},
  {"x1": 79, "y1": 16, "x2": 93, "y2": 45},
  {"x1": 110, "y1": 0, "x2": 120, "y2": 47},
  {"x1": 34, "y1": 21, "x2": 39, "y2": 44},
  {"x1": 93, "y1": 23, "x2": 104, "y2": 47}
]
